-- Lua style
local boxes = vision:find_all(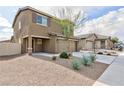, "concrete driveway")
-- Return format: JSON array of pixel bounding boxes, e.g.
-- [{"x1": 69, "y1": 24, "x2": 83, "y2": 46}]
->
[
  {"x1": 33, "y1": 52, "x2": 116, "y2": 64},
  {"x1": 93, "y1": 52, "x2": 124, "y2": 86},
  {"x1": 72, "y1": 52, "x2": 116, "y2": 64}
]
